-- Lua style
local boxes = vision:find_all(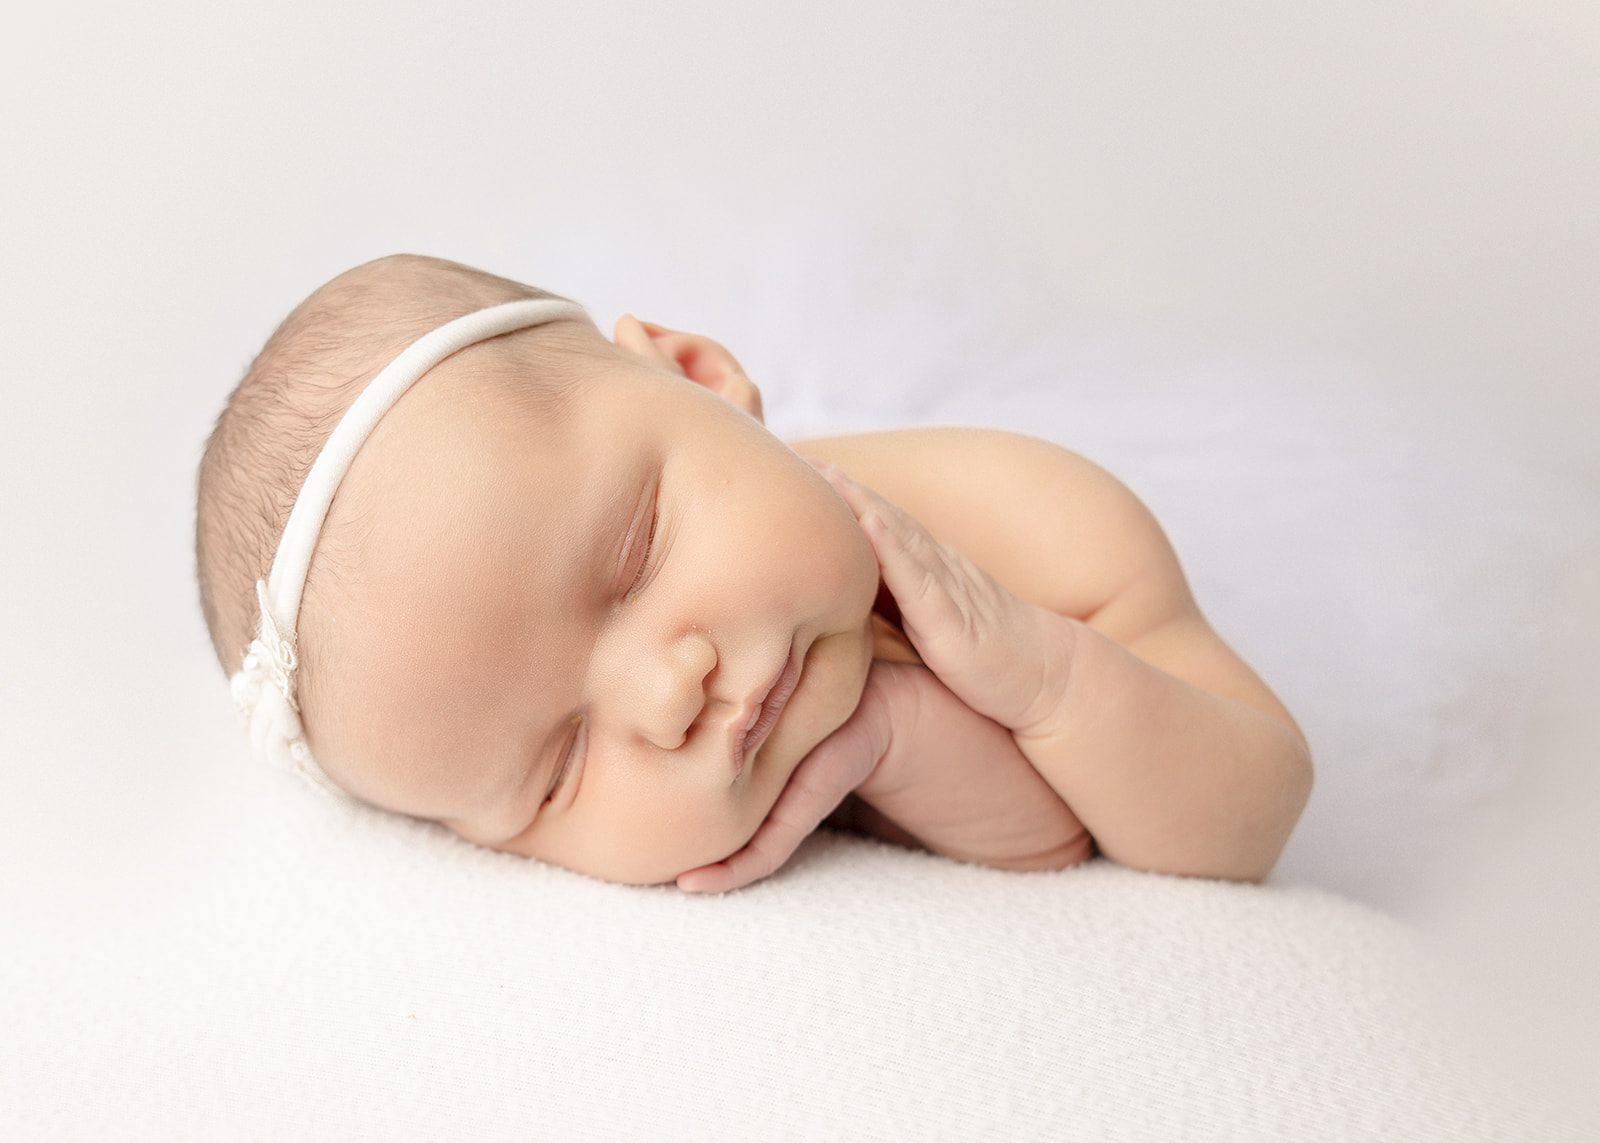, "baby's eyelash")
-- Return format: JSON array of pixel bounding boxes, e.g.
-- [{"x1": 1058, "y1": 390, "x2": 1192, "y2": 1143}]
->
[
  {"x1": 543, "y1": 717, "x2": 583, "y2": 806},
  {"x1": 626, "y1": 503, "x2": 660, "y2": 600}
]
